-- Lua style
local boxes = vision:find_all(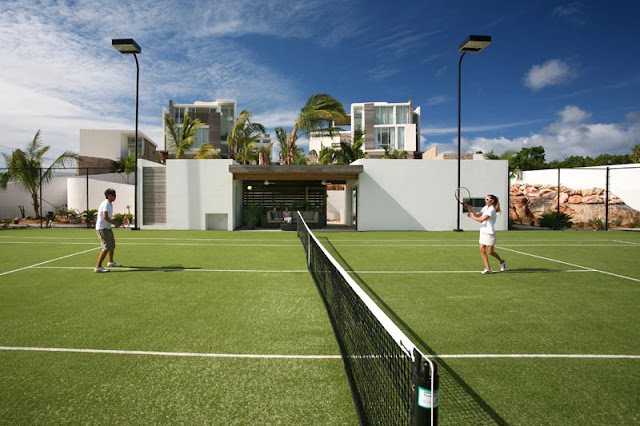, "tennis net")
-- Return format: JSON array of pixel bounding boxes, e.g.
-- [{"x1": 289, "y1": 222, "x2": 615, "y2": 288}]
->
[{"x1": 296, "y1": 212, "x2": 439, "y2": 425}]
